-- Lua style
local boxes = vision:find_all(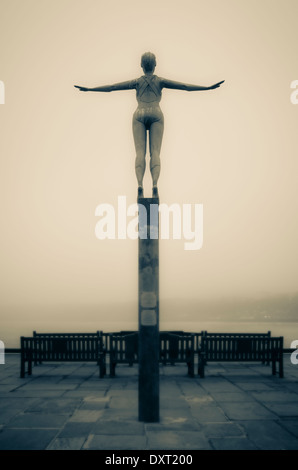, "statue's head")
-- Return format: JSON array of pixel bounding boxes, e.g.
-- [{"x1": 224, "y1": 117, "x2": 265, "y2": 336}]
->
[{"x1": 141, "y1": 52, "x2": 156, "y2": 73}]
